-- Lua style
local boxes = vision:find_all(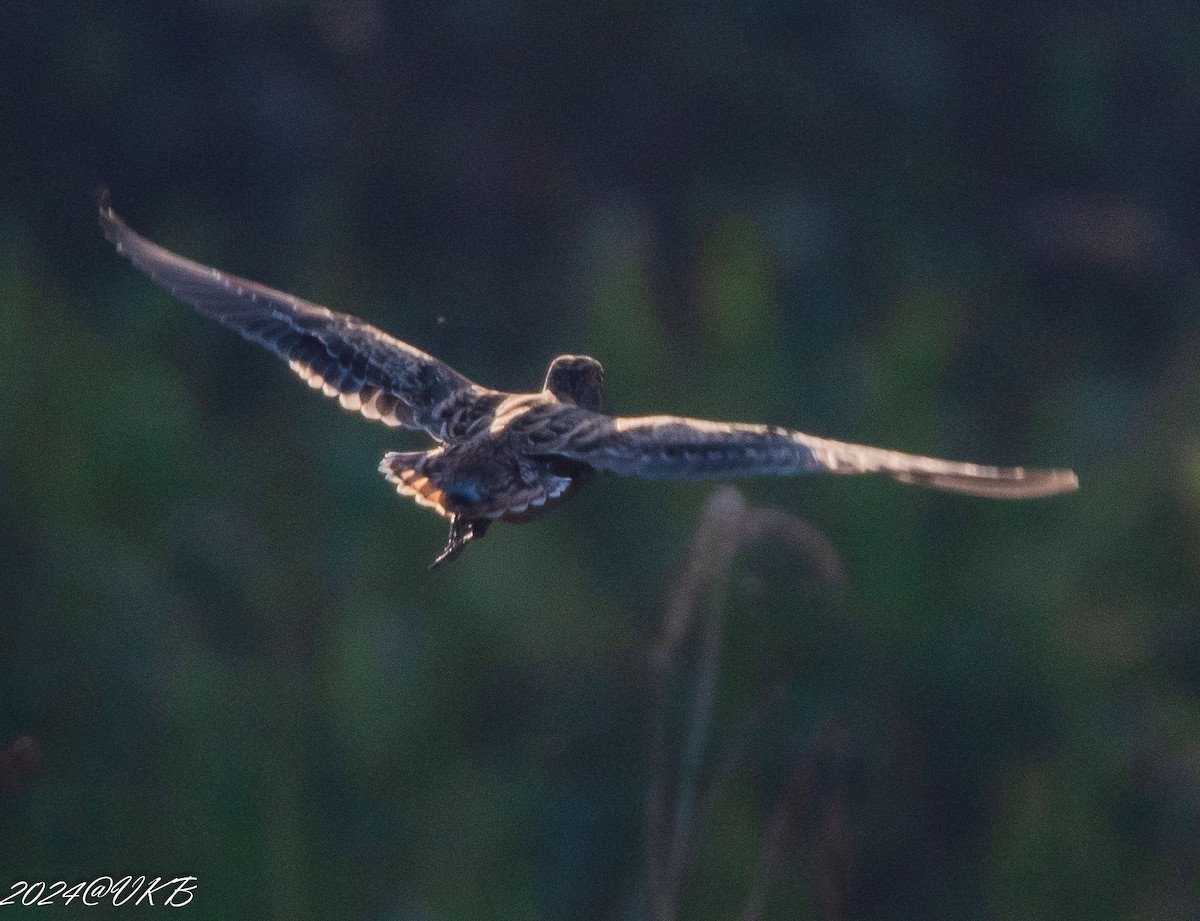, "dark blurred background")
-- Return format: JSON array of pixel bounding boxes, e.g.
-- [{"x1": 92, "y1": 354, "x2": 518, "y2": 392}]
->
[{"x1": 3, "y1": 1, "x2": 1199, "y2": 918}]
